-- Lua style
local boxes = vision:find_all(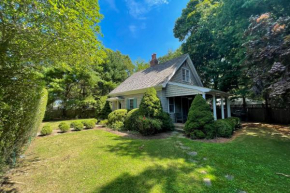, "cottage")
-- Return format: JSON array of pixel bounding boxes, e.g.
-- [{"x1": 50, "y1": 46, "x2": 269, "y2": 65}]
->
[{"x1": 108, "y1": 54, "x2": 231, "y2": 123}]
